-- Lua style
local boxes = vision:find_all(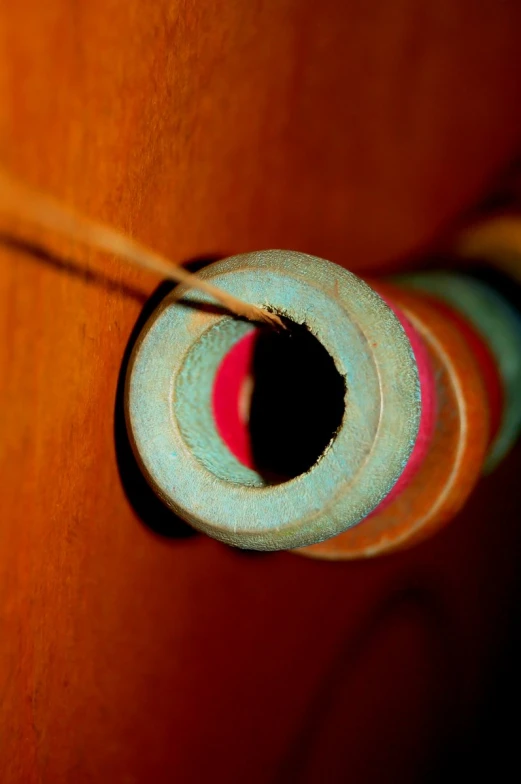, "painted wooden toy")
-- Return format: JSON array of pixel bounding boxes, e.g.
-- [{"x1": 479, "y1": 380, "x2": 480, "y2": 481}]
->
[{"x1": 125, "y1": 250, "x2": 521, "y2": 556}]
